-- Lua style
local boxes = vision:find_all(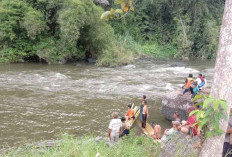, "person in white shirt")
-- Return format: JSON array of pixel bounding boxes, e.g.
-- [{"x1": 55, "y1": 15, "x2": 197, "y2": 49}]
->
[{"x1": 108, "y1": 112, "x2": 122, "y2": 145}]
